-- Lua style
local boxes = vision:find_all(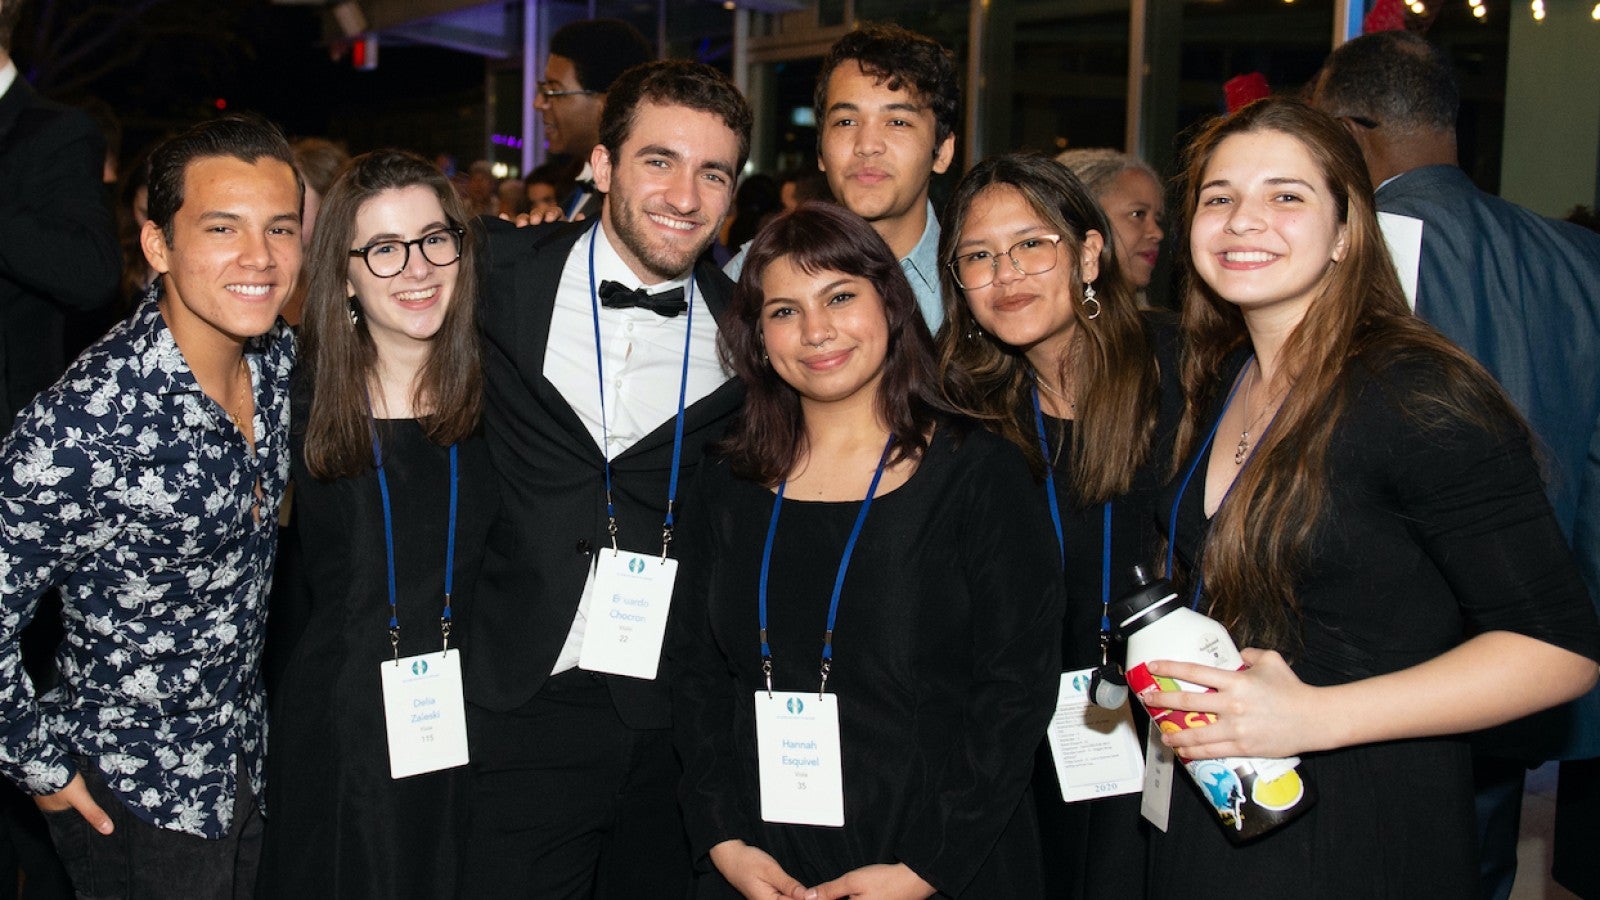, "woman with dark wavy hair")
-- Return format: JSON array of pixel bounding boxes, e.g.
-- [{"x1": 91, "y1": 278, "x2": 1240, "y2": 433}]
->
[
  {"x1": 671, "y1": 202, "x2": 1063, "y2": 899},
  {"x1": 260, "y1": 149, "x2": 498, "y2": 897},
  {"x1": 937, "y1": 152, "x2": 1183, "y2": 900},
  {"x1": 1143, "y1": 98, "x2": 1598, "y2": 896}
]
